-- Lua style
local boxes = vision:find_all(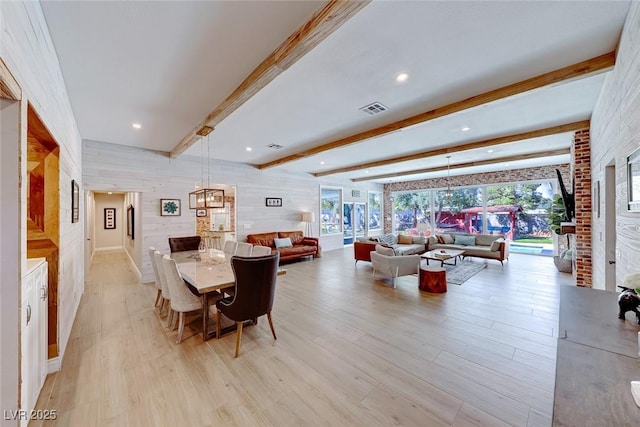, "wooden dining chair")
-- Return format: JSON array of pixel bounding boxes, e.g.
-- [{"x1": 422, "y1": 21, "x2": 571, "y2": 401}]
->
[
  {"x1": 235, "y1": 242, "x2": 253, "y2": 257},
  {"x1": 148, "y1": 246, "x2": 163, "y2": 308},
  {"x1": 216, "y1": 253, "x2": 280, "y2": 357}
]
